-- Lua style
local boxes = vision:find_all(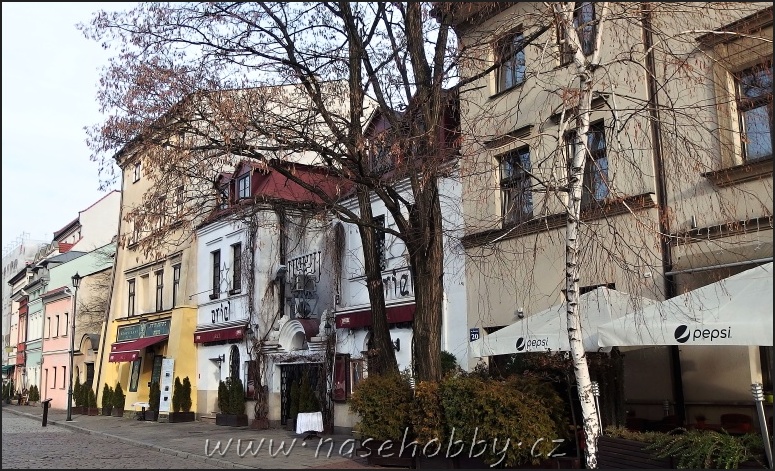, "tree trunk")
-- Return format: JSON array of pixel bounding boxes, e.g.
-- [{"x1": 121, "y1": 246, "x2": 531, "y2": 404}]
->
[
  {"x1": 408, "y1": 182, "x2": 445, "y2": 383},
  {"x1": 566, "y1": 76, "x2": 601, "y2": 469},
  {"x1": 357, "y1": 187, "x2": 399, "y2": 377}
]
